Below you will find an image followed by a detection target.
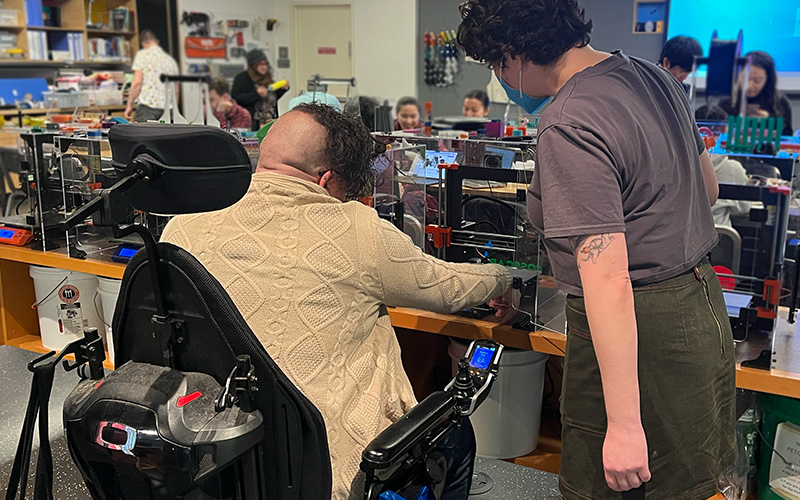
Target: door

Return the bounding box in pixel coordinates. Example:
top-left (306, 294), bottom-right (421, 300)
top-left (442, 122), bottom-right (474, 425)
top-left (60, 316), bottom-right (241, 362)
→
top-left (291, 4), bottom-right (353, 99)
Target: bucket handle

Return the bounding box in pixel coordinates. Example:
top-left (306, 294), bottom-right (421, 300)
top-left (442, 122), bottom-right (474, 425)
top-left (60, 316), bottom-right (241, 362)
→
top-left (93, 291), bottom-right (111, 329)
top-left (30, 276), bottom-right (68, 310)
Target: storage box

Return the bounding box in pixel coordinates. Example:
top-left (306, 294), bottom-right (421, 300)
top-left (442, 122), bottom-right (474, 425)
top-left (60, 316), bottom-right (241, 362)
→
top-left (0, 32), bottom-right (17, 45)
top-left (42, 91), bottom-right (90, 109)
top-left (0, 9), bottom-right (19, 26)
top-left (89, 89), bottom-right (122, 106)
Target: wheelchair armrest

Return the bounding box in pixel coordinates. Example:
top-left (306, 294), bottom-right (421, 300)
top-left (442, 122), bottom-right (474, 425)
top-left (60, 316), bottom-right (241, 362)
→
top-left (361, 391), bottom-right (457, 471)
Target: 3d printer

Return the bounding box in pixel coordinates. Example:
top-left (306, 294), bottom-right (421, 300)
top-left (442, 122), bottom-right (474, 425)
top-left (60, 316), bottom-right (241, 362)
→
top-left (372, 134), bottom-right (566, 334)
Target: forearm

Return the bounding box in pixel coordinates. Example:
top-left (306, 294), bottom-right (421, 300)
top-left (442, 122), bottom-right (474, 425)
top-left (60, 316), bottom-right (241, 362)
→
top-left (700, 151), bottom-right (719, 205)
top-left (583, 270), bottom-right (641, 427)
top-left (574, 233), bottom-right (641, 429)
top-left (127, 81), bottom-right (142, 105)
top-left (374, 219), bottom-right (511, 311)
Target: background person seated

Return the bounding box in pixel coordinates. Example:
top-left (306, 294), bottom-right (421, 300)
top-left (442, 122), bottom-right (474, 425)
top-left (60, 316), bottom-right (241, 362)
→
top-left (720, 51), bottom-right (794, 136)
top-left (462, 89), bottom-right (491, 117)
top-left (161, 103), bottom-right (512, 500)
top-left (394, 96), bottom-right (425, 130)
top-left (208, 77), bottom-right (252, 130)
top-left (695, 105), bottom-right (751, 227)
top-left (657, 35), bottom-right (703, 84)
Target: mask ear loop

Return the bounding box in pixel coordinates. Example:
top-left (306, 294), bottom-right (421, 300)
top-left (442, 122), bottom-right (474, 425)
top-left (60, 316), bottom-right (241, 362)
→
top-left (519, 66), bottom-right (525, 99)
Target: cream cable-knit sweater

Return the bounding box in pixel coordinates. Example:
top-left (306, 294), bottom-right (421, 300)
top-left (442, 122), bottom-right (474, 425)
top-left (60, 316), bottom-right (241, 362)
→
top-left (161, 172), bottom-right (511, 499)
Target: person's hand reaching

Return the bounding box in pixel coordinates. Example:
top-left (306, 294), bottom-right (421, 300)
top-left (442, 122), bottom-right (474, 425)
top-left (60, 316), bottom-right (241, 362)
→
top-left (489, 288), bottom-right (520, 323)
top-left (256, 86), bottom-right (268, 98)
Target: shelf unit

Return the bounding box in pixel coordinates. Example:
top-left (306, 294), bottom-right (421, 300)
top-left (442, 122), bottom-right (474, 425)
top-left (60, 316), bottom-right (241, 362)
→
top-left (0, 0), bottom-right (138, 63)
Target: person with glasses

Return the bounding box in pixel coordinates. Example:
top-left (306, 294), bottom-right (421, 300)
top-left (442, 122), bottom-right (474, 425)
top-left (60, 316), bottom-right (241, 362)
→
top-left (458, 1), bottom-right (735, 499)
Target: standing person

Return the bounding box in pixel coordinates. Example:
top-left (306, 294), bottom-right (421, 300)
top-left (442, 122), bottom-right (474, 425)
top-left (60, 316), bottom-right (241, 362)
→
top-left (658, 35), bottom-right (703, 84)
top-left (232, 50), bottom-right (289, 130)
top-left (208, 77), bottom-right (252, 130)
top-left (458, 1), bottom-right (734, 499)
top-left (462, 89), bottom-right (491, 117)
top-left (394, 96), bottom-right (425, 130)
top-left (719, 51), bottom-right (794, 136)
top-left (124, 29), bottom-right (179, 122)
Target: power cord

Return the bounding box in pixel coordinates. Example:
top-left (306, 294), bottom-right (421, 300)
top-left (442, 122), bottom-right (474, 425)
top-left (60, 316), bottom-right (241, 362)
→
top-left (755, 417), bottom-right (800, 473)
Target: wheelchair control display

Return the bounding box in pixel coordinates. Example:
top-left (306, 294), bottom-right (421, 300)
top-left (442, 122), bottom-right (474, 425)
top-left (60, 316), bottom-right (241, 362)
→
top-left (445, 339), bottom-right (503, 416)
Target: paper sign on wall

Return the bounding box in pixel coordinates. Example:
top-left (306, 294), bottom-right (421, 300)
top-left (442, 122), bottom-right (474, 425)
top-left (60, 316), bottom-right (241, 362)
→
top-left (318, 47), bottom-right (336, 55)
top-left (185, 37), bottom-right (227, 59)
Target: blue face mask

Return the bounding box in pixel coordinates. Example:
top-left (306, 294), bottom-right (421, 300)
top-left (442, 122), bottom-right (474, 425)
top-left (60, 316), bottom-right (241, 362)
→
top-left (497, 69), bottom-right (550, 115)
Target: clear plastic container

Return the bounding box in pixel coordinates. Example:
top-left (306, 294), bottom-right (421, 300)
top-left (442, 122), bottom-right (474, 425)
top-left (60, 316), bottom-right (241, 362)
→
top-left (42, 91), bottom-right (91, 109)
top-left (89, 89), bottom-right (123, 106)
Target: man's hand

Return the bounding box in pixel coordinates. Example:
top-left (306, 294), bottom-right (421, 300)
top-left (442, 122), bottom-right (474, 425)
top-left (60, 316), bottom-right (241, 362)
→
top-left (124, 105), bottom-right (134, 121)
top-left (256, 86), bottom-right (268, 98)
top-left (217, 98), bottom-right (233, 115)
top-left (603, 422), bottom-right (651, 491)
top-left (489, 288), bottom-right (520, 323)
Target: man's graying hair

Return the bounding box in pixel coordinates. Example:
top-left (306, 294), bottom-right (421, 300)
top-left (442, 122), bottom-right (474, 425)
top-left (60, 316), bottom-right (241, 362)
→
top-left (292, 103), bottom-right (385, 199)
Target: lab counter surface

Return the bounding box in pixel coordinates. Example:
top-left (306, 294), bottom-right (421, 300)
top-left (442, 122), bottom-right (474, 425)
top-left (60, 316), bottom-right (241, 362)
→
top-left (2, 243), bottom-right (800, 399)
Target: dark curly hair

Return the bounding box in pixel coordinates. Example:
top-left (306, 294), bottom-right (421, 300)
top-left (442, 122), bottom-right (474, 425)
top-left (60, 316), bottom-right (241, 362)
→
top-left (457, 0), bottom-right (593, 67)
top-left (292, 103), bottom-right (385, 200)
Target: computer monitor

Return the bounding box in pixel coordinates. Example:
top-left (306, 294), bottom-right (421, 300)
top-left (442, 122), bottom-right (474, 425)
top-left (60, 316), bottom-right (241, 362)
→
top-left (485, 146), bottom-right (516, 169)
top-left (413, 151), bottom-right (458, 179)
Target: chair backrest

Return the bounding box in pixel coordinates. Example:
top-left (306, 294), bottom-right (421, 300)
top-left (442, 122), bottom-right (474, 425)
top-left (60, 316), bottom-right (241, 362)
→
top-left (112, 242), bottom-right (332, 500)
top-left (712, 225), bottom-right (742, 275)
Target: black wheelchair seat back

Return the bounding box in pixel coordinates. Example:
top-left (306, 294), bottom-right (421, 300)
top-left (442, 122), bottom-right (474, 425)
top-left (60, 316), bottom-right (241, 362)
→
top-left (69, 242), bottom-right (332, 500)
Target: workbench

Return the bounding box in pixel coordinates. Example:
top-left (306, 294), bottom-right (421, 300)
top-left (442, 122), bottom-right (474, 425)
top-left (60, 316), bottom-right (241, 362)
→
top-left (1, 243), bottom-right (799, 476)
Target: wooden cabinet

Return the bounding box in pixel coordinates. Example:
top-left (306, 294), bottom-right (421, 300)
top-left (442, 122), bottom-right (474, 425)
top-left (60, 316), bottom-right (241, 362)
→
top-left (0, 0), bottom-right (138, 63)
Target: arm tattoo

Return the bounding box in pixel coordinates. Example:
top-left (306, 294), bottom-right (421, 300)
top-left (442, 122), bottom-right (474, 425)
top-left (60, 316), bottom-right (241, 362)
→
top-left (569, 234), bottom-right (615, 268)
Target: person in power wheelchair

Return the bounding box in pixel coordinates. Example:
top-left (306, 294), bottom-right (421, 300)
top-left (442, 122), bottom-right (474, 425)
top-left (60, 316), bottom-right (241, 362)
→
top-left (7, 117), bottom-right (511, 500)
top-left (157, 103), bottom-right (513, 499)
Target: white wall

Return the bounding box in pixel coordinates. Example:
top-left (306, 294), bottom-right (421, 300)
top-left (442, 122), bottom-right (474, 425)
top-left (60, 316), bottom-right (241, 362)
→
top-left (177, 0), bottom-right (418, 117)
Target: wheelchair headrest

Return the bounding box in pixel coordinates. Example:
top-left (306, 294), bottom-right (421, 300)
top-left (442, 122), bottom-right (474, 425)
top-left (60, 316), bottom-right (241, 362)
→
top-left (108, 123), bottom-right (252, 215)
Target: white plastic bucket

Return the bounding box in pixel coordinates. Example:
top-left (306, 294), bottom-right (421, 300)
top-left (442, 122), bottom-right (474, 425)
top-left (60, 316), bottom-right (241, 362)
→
top-left (449, 338), bottom-right (548, 459)
top-left (97, 277), bottom-right (122, 365)
top-left (29, 266), bottom-right (103, 351)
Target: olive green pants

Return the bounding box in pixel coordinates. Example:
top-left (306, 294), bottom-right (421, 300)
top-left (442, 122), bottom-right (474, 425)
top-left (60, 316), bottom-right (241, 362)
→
top-left (560, 259), bottom-right (736, 500)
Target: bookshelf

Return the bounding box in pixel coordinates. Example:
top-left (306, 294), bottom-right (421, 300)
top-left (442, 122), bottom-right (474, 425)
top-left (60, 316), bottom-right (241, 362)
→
top-left (0, 0), bottom-right (138, 63)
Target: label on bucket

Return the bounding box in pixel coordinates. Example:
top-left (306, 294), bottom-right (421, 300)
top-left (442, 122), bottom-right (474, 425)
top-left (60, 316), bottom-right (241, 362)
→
top-left (58, 285), bottom-right (80, 303)
top-left (769, 421), bottom-right (800, 499)
top-left (59, 302), bottom-right (85, 336)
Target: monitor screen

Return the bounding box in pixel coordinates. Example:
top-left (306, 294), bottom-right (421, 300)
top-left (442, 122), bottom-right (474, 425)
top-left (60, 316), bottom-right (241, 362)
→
top-left (485, 146), bottom-right (516, 169)
top-left (0, 229), bottom-right (14, 239)
top-left (116, 247), bottom-right (139, 258)
top-left (469, 346), bottom-right (496, 370)
top-left (667, 0), bottom-right (800, 82)
top-left (414, 151), bottom-right (458, 179)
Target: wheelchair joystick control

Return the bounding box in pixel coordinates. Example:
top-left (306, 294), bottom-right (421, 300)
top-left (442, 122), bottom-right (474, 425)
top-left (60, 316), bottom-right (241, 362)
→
top-left (453, 359), bottom-right (475, 413)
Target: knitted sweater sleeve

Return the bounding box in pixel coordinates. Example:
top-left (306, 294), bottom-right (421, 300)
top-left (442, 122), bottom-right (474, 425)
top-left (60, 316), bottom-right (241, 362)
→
top-left (368, 211), bottom-right (512, 313)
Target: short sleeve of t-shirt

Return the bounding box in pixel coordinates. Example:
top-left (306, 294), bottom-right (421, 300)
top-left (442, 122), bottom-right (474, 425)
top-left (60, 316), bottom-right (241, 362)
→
top-left (131, 51), bottom-right (144, 72)
top-left (537, 124), bottom-right (626, 239)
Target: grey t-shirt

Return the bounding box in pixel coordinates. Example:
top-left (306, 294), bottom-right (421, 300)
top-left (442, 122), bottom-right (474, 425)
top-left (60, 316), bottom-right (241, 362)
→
top-left (527, 52), bottom-right (717, 296)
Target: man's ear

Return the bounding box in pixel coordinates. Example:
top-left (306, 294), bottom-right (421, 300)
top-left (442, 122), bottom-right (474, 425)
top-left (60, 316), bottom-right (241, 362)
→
top-left (318, 170), bottom-right (334, 188)
top-left (662, 57), bottom-right (671, 69)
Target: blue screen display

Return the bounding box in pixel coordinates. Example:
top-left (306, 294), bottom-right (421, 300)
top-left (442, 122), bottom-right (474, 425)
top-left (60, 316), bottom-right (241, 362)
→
top-left (470, 346), bottom-right (496, 370)
top-left (668, 0), bottom-right (800, 73)
top-left (0, 229), bottom-right (15, 239)
top-left (117, 247), bottom-right (138, 258)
